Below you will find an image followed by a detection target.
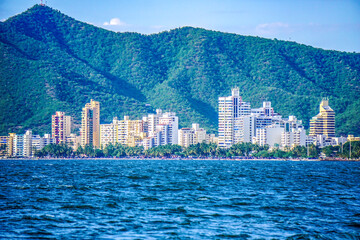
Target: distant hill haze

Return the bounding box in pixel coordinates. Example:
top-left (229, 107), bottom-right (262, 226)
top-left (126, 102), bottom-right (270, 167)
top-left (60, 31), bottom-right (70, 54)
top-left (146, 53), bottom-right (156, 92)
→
top-left (0, 5), bottom-right (359, 136)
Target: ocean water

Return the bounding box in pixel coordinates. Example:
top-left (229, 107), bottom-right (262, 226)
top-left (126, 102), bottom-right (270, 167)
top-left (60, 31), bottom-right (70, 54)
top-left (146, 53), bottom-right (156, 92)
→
top-left (0, 160), bottom-right (359, 239)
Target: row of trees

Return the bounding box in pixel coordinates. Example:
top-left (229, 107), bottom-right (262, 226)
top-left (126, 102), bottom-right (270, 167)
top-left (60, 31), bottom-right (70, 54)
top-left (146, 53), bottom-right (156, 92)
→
top-left (321, 141), bottom-right (360, 159)
top-left (33, 142), bottom-right (355, 159)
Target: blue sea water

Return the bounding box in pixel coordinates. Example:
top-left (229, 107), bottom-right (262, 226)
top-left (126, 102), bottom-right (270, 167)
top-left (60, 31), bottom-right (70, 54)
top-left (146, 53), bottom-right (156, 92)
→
top-left (0, 160), bottom-right (359, 239)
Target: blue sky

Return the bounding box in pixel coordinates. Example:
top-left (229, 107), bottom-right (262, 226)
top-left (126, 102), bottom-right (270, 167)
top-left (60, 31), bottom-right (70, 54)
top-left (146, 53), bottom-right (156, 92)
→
top-left (1, 0), bottom-right (359, 53)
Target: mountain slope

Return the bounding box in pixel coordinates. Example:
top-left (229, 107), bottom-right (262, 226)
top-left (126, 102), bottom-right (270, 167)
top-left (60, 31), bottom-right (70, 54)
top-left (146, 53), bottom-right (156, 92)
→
top-left (0, 5), bottom-right (359, 136)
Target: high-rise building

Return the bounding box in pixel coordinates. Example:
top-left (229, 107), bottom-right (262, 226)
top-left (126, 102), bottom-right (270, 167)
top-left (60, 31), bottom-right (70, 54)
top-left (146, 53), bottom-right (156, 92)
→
top-left (23, 130), bottom-right (32, 157)
top-left (52, 111), bottom-right (72, 144)
top-left (158, 112), bottom-right (178, 145)
top-left (309, 98), bottom-right (335, 137)
top-left (218, 87), bottom-right (250, 148)
top-left (8, 133), bottom-right (24, 157)
top-left (81, 99), bottom-right (100, 148)
top-left (6, 133), bottom-right (16, 157)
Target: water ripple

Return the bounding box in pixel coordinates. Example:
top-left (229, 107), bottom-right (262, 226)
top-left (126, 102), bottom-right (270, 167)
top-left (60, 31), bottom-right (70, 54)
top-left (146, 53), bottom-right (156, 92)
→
top-left (0, 160), bottom-right (359, 239)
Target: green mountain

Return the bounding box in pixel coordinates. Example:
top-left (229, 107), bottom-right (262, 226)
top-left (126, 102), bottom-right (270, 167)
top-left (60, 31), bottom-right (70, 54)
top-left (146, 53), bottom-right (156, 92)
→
top-left (1, 5), bottom-right (359, 136)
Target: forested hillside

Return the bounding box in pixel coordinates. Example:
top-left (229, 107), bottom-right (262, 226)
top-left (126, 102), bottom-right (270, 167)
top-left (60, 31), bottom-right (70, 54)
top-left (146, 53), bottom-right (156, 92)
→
top-left (0, 5), bottom-right (359, 136)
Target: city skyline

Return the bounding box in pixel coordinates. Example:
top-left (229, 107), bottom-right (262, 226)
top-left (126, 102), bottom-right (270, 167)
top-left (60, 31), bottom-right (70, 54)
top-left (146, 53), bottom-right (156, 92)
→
top-left (0, 0), bottom-right (359, 53)
top-left (3, 87), bottom-right (355, 159)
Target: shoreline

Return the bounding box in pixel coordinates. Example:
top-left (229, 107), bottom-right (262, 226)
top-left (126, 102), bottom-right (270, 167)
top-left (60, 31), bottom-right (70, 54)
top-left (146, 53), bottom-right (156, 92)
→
top-left (0, 157), bottom-right (358, 161)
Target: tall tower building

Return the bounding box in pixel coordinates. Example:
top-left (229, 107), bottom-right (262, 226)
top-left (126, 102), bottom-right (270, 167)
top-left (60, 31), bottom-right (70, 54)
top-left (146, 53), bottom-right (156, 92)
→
top-left (81, 99), bottom-right (100, 148)
top-left (6, 133), bottom-right (16, 157)
top-left (52, 111), bottom-right (72, 144)
top-left (309, 98), bottom-right (335, 138)
top-left (218, 87), bottom-right (250, 148)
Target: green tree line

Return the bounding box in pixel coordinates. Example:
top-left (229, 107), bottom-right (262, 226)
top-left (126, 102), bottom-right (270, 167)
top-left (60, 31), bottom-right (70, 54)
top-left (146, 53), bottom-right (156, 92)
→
top-left (33, 141), bottom-right (360, 159)
top-left (31, 142), bottom-right (360, 159)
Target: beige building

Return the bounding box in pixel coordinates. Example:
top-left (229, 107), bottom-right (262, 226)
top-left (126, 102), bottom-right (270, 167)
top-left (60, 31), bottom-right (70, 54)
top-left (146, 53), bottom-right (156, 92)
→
top-left (52, 111), bottom-right (72, 144)
top-left (117, 116), bottom-right (145, 147)
top-left (6, 133), bottom-right (16, 157)
top-left (309, 98), bottom-right (335, 138)
top-left (100, 116), bottom-right (146, 148)
top-left (178, 123), bottom-right (207, 147)
top-left (81, 99), bottom-right (100, 148)
top-left (178, 128), bottom-right (194, 147)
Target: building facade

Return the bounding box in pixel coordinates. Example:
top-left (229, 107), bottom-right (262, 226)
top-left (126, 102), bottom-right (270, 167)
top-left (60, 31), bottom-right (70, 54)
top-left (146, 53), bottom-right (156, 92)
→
top-left (218, 87), bottom-right (251, 148)
top-left (309, 98), bottom-right (335, 138)
top-left (81, 99), bottom-right (100, 148)
top-left (178, 123), bottom-right (207, 147)
top-left (142, 109), bottom-right (179, 147)
top-left (52, 111), bottom-right (72, 144)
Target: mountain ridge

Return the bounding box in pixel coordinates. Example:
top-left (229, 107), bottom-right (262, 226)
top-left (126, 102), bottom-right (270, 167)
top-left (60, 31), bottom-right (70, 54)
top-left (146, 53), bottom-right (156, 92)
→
top-left (0, 4), bottom-right (359, 136)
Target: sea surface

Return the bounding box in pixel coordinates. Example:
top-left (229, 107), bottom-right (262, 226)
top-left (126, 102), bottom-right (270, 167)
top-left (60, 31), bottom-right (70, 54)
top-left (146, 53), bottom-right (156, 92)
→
top-left (0, 160), bottom-right (359, 239)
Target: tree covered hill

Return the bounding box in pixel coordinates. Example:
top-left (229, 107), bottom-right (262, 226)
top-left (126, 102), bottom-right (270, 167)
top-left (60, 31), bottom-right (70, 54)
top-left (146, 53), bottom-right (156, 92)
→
top-left (0, 4), bottom-right (359, 136)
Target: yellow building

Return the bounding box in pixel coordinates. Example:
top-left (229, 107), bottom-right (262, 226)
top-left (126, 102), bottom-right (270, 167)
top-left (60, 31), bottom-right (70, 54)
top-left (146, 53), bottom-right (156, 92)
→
top-left (309, 98), bottom-right (335, 137)
top-left (348, 135), bottom-right (360, 141)
top-left (100, 116), bottom-right (146, 148)
top-left (81, 99), bottom-right (100, 148)
top-left (6, 133), bottom-right (16, 157)
top-left (116, 116), bottom-right (145, 147)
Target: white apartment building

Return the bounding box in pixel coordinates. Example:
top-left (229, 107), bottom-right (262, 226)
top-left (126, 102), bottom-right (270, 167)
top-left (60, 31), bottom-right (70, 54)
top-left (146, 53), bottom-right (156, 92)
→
top-left (23, 130), bottom-right (32, 157)
top-left (13, 134), bottom-right (24, 157)
top-left (7, 132), bottom-right (55, 157)
top-left (241, 115), bottom-right (256, 143)
top-left (255, 124), bottom-right (284, 147)
top-left (281, 130), bottom-right (306, 148)
top-left (218, 87), bottom-right (251, 148)
top-left (158, 112), bottom-right (178, 145)
top-left (281, 116), bottom-right (306, 148)
top-left (307, 134), bottom-right (347, 148)
top-left (178, 123), bottom-right (207, 147)
top-left (32, 134), bottom-right (55, 152)
top-left (100, 122), bottom-right (117, 147)
top-left (141, 109), bottom-right (178, 147)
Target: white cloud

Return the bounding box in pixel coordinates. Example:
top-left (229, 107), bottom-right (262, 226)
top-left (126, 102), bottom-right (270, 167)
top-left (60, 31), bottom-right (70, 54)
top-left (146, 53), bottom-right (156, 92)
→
top-left (103, 18), bottom-right (127, 26)
top-left (255, 22), bottom-right (291, 35)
